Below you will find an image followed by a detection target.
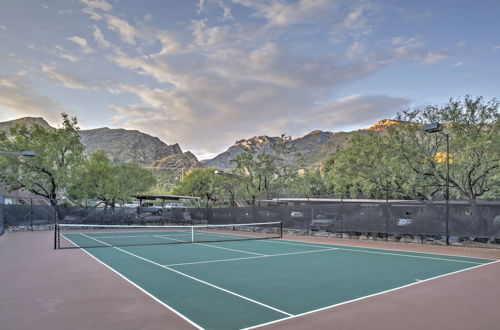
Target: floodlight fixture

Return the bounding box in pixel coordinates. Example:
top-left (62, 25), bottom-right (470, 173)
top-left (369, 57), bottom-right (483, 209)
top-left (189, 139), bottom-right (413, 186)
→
top-left (20, 150), bottom-right (36, 157)
top-left (423, 122), bottom-right (443, 133)
top-left (0, 150), bottom-right (36, 157)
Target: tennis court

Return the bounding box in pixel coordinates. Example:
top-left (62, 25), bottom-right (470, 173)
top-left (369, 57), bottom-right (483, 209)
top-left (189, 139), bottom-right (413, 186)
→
top-left (58, 223), bottom-right (497, 330)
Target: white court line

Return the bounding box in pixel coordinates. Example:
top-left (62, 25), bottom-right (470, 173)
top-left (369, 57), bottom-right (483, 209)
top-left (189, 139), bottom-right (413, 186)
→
top-left (243, 259), bottom-right (500, 330)
top-left (80, 233), bottom-right (190, 239)
top-left (163, 248), bottom-right (339, 267)
top-left (269, 238), bottom-right (498, 261)
top-left (61, 234), bottom-right (204, 330)
top-left (265, 240), bottom-right (487, 264)
top-left (195, 242), bottom-right (267, 256)
top-left (155, 235), bottom-right (267, 256)
top-left (79, 233), bottom-right (293, 317)
top-left (65, 230), bottom-right (191, 236)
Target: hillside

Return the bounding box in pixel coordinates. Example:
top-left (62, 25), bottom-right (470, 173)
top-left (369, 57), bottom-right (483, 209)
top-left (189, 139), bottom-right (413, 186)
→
top-left (202, 120), bottom-right (400, 170)
top-left (0, 117), bottom-right (191, 166)
top-left (0, 117), bottom-right (51, 136)
top-left (148, 152), bottom-right (201, 191)
top-left (80, 127), bottom-right (183, 166)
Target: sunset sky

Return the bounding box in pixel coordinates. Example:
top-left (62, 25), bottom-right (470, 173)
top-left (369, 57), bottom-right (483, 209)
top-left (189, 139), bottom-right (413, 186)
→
top-left (1, 0), bottom-right (499, 159)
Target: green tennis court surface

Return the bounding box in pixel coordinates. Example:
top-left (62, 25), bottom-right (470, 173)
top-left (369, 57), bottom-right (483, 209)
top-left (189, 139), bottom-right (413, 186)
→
top-left (62, 231), bottom-right (497, 330)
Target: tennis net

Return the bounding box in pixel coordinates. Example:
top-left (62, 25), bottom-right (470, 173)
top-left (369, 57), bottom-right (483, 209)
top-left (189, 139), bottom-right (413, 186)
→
top-left (55, 221), bottom-right (282, 249)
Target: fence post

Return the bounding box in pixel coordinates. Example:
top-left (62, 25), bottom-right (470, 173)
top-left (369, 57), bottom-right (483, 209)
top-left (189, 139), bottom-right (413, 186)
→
top-left (385, 201), bottom-right (389, 241)
top-left (85, 199), bottom-right (88, 224)
top-left (308, 205), bottom-right (313, 236)
top-left (30, 198), bottom-right (33, 231)
top-left (0, 194), bottom-right (4, 236)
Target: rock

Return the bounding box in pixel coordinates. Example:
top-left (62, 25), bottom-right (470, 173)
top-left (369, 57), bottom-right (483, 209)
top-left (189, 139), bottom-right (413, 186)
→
top-left (386, 235), bottom-right (398, 242)
top-left (80, 127), bottom-right (184, 166)
top-left (400, 235), bottom-right (414, 243)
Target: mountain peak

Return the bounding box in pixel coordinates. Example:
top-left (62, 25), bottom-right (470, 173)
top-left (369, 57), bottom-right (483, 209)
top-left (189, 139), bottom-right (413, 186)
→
top-left (0, 116), bottom-right (51, 128)
top-left (306, 129), bottom-right (323, 136)
top-left (235, 135), bottom-right (274, 148)
top-left (369, 119), bottom-right (401, 130)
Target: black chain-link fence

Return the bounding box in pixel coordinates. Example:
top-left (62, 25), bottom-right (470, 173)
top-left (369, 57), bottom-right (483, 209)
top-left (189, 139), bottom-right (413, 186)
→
top-left (4, 201), bottom-right (500, 242)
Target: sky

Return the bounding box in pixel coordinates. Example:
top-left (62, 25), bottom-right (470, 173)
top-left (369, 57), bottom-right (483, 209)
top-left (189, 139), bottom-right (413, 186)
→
top-left (0, 0), bottom-right (499, 159)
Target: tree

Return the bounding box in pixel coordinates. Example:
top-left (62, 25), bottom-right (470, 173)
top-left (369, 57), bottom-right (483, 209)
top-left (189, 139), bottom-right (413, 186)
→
top-left (389, 96), bottom-right (500, 202)
top-left (114, 162), bottom-right (156, 202)
top-left (324, 131), bottom-right (415, 199)
top-left (0, 113), bottom-right (84, 206)
top-left (230, 134), bottom-right (303, 202)
top-left (69, 150), bottom-right (156, 206)
top-left (172, 168), bottom-right (225, 206)
top-left (325, 96), bottom-right (500, 235)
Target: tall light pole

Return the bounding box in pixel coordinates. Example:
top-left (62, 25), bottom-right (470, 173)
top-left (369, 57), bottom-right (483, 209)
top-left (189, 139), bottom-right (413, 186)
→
top-left (423, 122), bottom-right (450, 245)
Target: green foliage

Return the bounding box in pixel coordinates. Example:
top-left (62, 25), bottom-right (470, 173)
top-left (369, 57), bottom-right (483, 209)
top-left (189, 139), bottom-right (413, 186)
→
top-left (69, 150), bottom-right (156, 205)
top-left (0, 113), bottom-right (84, 206)
top-left (230, 134), bottom-right (304, 201)
top-left (325, 96), bottom-right (500, 201)
top-left (171, 168), bottom-right (227, 206)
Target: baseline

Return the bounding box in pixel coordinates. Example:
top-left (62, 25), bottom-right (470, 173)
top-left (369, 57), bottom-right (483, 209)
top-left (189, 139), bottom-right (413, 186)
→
top-left (265, 239), bottom-right (493, 264)
top-left (243, 259), bottom-right (500, 329)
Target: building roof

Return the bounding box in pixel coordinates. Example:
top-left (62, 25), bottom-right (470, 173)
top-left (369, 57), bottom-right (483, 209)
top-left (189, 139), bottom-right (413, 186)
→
top-left (133, 194), bottom-right (200, 201)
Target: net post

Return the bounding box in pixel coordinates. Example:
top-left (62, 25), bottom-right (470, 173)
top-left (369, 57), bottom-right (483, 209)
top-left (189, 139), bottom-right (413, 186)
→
top-left (191, 226), bottom-right (194, 243)
top-left (54, 224), bottom-right (58, 250)
top-left (280, 221), bottom-right (283, 238)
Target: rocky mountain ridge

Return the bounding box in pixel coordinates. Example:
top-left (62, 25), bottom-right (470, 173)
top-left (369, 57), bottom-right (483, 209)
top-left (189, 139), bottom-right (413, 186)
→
top-left (201, 120), bottom-right (400, 170)
top-left (0, 117), bottom-right (193, 167)
top-left (1, 116), bottom-right (402, 173)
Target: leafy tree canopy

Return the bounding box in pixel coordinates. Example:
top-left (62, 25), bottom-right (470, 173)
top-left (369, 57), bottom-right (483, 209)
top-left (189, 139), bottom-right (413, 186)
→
top-left (69, 150), bottom-right (156, 206)
top-left (0, 113), bottom-right (84, 206)
top-left (325, 96), bottom-right (500, 201)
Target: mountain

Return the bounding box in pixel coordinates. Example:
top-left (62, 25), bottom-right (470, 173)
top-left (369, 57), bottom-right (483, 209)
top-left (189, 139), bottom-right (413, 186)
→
top-left (202, 120), bottom-right (400, 170)
top-left (80, 127), bottom-right (183, 166)
top-left (0, 117), bottom-right (194, 167)
top-left (148, 152), bottom-right (201, 191)
top-left (0, 117), bottom-right (51, 136)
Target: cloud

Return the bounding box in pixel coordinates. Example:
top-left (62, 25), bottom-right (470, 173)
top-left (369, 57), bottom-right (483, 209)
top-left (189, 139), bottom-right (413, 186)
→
top-left (198, 0), bottom-right (233, 20)
top-left (42, 66), bottom-right (87, 89)
top-left (105, 14), bottom-right (138, 45)
top-left (346, 41), bottom-right (366, 58)
top-left (0, 75), bottom-right (67, 123)
top-left (80, 0), bottom-right (112, 20)
top-left (493, 44), bottom-right (500, 51)
top-left (93, 26), bottom-right (112, 48)
top-left (301, 94), bottom-right (410, 129)
top-left (105, 36), bottom-right (397, 154)
top-left (452, 62), bottom-right (463, 67)
top-left (330, 3), bottom-right (376, 42)
top-left (67, 36), bottom-right (94, 54)
top-left (391, 35), bottom-right (447, 64)
top-left (420, 52), bottom-right (447, 64)
top-left (191, 19), bottom-right (231, 47)
top-left (233, 0), bottom-right (331, 26)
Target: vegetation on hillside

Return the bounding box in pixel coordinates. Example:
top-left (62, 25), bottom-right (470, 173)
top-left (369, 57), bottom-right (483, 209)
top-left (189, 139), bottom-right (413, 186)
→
top-left (171, 96), bottom-right (499, 207)
top-left (1, 96), bottom-right (498, 209)
top-left (0, 114), bottom-right (156, 207)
